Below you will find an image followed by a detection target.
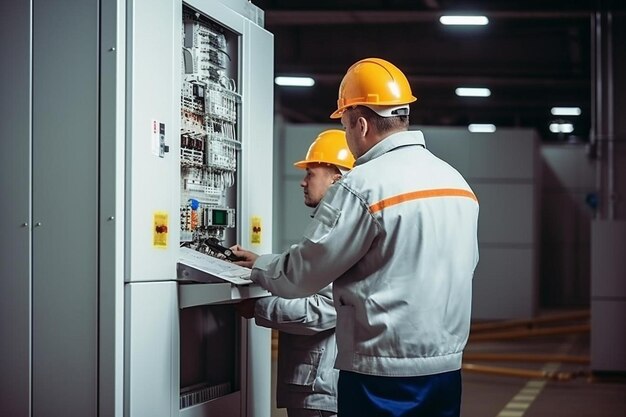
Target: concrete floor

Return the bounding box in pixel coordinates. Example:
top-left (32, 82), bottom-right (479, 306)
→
top-left (461, 331), bottom-right (625, 417)
top-left (269, 325), bottom-right (626, 417)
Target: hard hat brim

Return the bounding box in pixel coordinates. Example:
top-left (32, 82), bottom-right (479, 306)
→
top-left (330, 98), bottom-right (416, 119)
top-left (293, 160), bottom-right (353, 171)
top-left (330, 108), bottom-right (344, 119)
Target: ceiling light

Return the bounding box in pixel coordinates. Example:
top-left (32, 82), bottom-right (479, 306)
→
top-left (274, 76), bottom-right (315, 87)
top-left (551, 107), bottom-right (582, 116)
top-left (456, 87), bottom-right (491, 97)
top-left (549, 122), bottom-right (574, 133)
top-left (468, 124), bottom-right (496, 133)
top-left (440, 15), bottom-right (489, 26)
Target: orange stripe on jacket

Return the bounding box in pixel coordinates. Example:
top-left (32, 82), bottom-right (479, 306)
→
top-left (369, 188), bottom-right (478, 214)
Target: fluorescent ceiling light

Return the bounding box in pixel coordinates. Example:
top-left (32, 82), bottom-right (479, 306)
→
top-left (456, 87), bottom-right (491, 97)
top-left (440, 15), bottom-right (489, 25)
top-left (549, 122), bottom-right (574, 133)
top-left (274, 76), bottom-right (315, 87)
top-left (468, 124), bottom-right (496, 133)
top-left (551, 107), bottom-right (581, 116)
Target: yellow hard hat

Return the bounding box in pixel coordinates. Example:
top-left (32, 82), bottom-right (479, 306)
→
top-left (330, 58), bottom-right (417, 119)
top-left (293, 129), bottom-right (355, 171)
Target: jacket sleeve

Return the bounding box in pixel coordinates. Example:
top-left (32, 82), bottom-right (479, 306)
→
top-left (250, 182), bottom-right (380, 298)
top-left (253, 285), bottom-right (336, 335)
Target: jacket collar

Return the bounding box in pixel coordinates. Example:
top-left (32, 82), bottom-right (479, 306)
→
top-left (355, 130), bottom-right (426, 166)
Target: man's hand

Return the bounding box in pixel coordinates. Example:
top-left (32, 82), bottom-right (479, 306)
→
top-left (229, 244), bottom-right (259, 268)
top-left (234, 298), bottom-right (257, 319)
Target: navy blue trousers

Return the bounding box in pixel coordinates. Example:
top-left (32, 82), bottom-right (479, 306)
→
top-left (337, 370), bottom-right (461, 417)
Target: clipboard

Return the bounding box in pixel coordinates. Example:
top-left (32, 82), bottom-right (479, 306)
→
top-left (177, 247), bottom-right (252, 285)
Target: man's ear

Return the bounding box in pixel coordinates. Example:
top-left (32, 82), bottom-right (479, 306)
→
top-left (358, 116), bottom-right (368, 137)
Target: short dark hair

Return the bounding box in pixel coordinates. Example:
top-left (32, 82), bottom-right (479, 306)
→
top-left (346, 106), bottom-right (409, 134)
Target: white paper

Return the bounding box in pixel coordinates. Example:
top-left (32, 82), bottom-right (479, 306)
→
top-left (178, 247), bottom-right (252, 285)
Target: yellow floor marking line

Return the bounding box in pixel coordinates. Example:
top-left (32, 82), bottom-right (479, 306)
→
top-left (506, 402), bottom-right (531, 411)
top-left (518, 388), bottom-right (541, 395)
top-left (497, 379), bottom-right (546, 417)
top-left (498, 411), bottom-right (525, 417)
top-left (512, 394), bottom-right (536, 402)
top-left (497, 380), bottom-right (546, 417)
top-left (525, 380), bottom-right (547, 389)
top-left (496, 367), bottom-right (554, 416)
top-left (495, 336), bottom-right (575, 417)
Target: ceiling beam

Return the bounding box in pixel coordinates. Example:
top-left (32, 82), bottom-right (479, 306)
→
top-left (273, 72), bottom-right (589, 88)
top-left (265, 10), bottom-right (591, 26)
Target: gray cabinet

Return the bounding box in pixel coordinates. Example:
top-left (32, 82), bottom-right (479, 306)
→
top-left (0, 1), bottom-right (31, 416)
top-left (1, 1), bottom-right (100, 416)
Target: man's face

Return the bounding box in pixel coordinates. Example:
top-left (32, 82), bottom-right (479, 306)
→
top-left (300, 163), bottom-right (340, 207)
top-left (341, 110), bottom-right (362, 158)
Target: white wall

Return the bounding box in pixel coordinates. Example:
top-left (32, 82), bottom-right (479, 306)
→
top-left (272, 120), bottom-right (339, 251)
top-left (424, 127), bottom-right (540, 319)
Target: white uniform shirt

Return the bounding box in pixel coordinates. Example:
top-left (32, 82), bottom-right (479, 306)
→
top-left (252, 130), bottom-right (479, 377)
top-left (254, 285), bottom-right (337, 412)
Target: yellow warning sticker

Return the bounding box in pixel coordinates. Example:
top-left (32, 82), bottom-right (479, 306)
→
top-left (251, 216), bottom-right (262, 245)
top-left (153, 211), bottom-right (169, 248)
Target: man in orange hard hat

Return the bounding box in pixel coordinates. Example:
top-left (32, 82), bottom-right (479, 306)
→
top-left (234, 58), bottom-right (479, 417)
top-left (236, 130), bottom-right (354, 417)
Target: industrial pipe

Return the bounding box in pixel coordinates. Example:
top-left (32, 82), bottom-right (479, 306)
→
top-left (463, 352), bottom-right (590, 364)
top-left (462, 363), bottom-right (578, 381)
top-left (469, 323), bottom-right (590, 342)
top-left (470, 310), bottom-right (590, 333)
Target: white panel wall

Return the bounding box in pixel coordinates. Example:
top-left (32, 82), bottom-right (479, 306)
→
top-left (424, 127), bottom-right (539, 319)
top-left (273, 122), bottom-right (339, 251)
top-left (591, 221), bottom-right (626, 371)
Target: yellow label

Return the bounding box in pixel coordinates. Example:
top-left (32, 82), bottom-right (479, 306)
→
top-left (251, 216), bottom-right (262, 245)
top-left (153, 211), bottom-right (169, 248)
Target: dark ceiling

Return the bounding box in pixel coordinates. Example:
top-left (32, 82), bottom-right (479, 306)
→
top-left (252, 0), bottom-right (624, 141)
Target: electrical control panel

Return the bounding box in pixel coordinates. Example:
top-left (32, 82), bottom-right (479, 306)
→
top-left (180, 5), bottom-right (241, 260)
top-left (116, 1), bottom-right (274, 416)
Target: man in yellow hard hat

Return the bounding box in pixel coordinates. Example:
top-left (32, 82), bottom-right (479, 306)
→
top-left (233, 58), bottom-right (479, 417)
top-left (294, 129), bottom-right (355, 208)
top-left (236, 130), bottom-right (354, 417)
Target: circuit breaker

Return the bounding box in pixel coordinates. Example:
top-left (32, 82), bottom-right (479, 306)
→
top-left (180, 6), bottom-right (241, 257)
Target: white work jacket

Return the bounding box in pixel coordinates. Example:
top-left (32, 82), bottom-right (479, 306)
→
top-left (252, 130), bottom-right (479, 377)
top-left (253, 285), bottom-right (338, 412)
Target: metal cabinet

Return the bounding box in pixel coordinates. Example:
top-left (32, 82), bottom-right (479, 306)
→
top-left (1, 1), bottom-right (100, 416)
top-left (0, 1), bottom-right (273, 416)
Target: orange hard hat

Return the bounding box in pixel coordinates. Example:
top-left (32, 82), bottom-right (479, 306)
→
top-left (330, 58), bottom-right (417, 119)
top-left (293, 129), bottom-right (355, 171)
